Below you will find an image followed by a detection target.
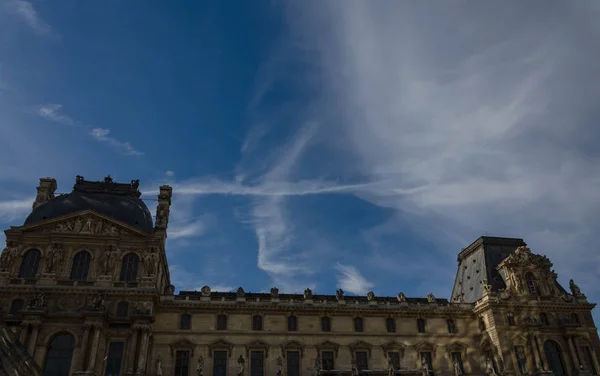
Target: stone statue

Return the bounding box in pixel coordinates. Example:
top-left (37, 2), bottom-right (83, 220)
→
top-left (486, 357), bottom-right (496, 376)
top-left (156, 356), bottom-right (163, 376)
top-left (335, 288), bottom-right (344, 300)
top-left (201, 285), bottom-right (211, 296)
top-left (304, 288), bottom-right (313, 299)
top-left (94, 219), bottom-right (104, 234)
top-left (89, 294), bottom-right (105, 310)
top-left (453, 359), bottom-right (463, 376)
top-left (276, 356), bottom-right (283, 376)
top-left (237, 287), bottom-right (245, 297)
top-left (27, 292), bottom-right (46, 309)
top-left (397, 292), bottom-right (406, 302)
top-left (0, 241), bottom-right (16, 271)
top-left (83, 216), bottom-right (93, 232)
top-left (166, 284), bottom-right (175, 295)
top-left (271, 287), bottom-right (279, 298)
top-left (73, 217), bottom-right (83, 233)
top-left (45, 244), bottom-right (63, 273)
top-left (143, 252), bottom-right (158, 276)
top-left (197, 356), bottom-right (204, 376)
top-left (387, 355), bottom-right (395, 376)
top-left (570, 279), bottom-right (583, 296)
top-left (313, 358), bottom-right (322, 376)
top-left (427, 293), bottom-right (436, 303)
top-left (421, 358), bottom-right (430, 376)
top-left (367, 291), bottom-right (375, 301)
top-left (237, 355), bottom-right (245, 376)
top-left (351, 357), bottom-right (359, 376)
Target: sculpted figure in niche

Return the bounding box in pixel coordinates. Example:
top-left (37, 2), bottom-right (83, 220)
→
top-left (143, 252), bottom-right (158, 276)
top-left (453, 359), bottom-right (463, 376)
top-left (313, 358), bottom-right (322, 376)
top-left (0, 241), bottom-right (17, 271)
top-left (45, 244), bottom-right (63, 273)
top-left (156, 356), bottom-right (163, 376)
top-left (387, 355), bottom-right (395, 376)
top-left (196, 356), bottom-right (204, 376)
top-left (237, 355), bottom-right (245, 376)
top-left (421, 358), bottom-right (430, 376)
top-left (276, 356), bottom-right (283, 376)
top-left (570, 279), bottom-right (583, 296)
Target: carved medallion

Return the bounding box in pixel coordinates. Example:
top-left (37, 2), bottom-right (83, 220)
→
top-left (57, 296), bottom-right (85, 311)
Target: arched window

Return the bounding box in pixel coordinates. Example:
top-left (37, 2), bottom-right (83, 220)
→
top-left (43, 333), bottom-right (75, 376)
top-left (525, 272), bottom-right (538, 295)
top-left (288, 315), bottom-right (297, 331)
top-left (9, 299), bottom-right (24, 315)
top-left (70, 251), bottom-right (91, 281)
top-left (180, 314), bottom-right (191, 330)
top-left (321, 316), bottom-right (331, 332)
top-left (19, 249), bottom-right (40, 278)
top-left (116, 301), bottom-right (129, 318)
top-left (354, 317), bottom-right (364, 332)
top-left (544, 340), bottom-right (566, 376)
top-left (119, 253), bottom-right (139, 282)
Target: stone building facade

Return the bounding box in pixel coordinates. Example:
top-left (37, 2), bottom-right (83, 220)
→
top-left (0, 176), bottom-right (599, 376)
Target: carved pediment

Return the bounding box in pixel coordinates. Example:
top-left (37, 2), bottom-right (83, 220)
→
top-left (499, 246), bottom-right (553, 272)
top-left (446, 342), bottom-right (468, 356)
top-left (245, 340), bottom-right (270, 358)
top-left (281, 341), bottom-right (305, 357)
top-left (382, 341), bottom-right (406, 356)
top-left (316, 341), bottom-right (340, 357)
top-left (16, 211), bottom-right (150, 238)
top-left (415, 341), bottom-right (436, 357)
top-left (170, 339), bottom-right (196, 357)
top-left (349, 340), bottom-right (373, 357)
top-left (209, 339), bottom-right (234, 358)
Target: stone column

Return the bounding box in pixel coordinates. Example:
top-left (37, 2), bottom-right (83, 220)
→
top-left (136, 327), bottom-right (150, 374)
top-left (568, 336), bottom-right (581, 371)
top-left (86, 324), bottom-right (102, 372)
top-left (588, 346), bottom-right (600, 374)
top-left (126, 328), bottom-right (140, 373)
top-left (27, 324), bottom-right (40, 356)
top-left (535, 335), bottom-right (549, 371)
top-left (19, 323), bottom-right (29, 345)
top-left (530, 335), bottom-right (542, 372)
top-left (77, 324), bottom-right (92, 371)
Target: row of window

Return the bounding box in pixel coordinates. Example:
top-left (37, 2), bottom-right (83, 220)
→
top-left (179, 314), bottom-right (458, 334)
top-left (16, 249), bottom-right (141, 282)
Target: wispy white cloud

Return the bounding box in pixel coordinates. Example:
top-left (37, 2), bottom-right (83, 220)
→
top-left (31, 104), bottom-right (143, 156)
top-left (0, 197), bottom-right (33, 222)
top-left (90, 128), bottom-right (143, 156)
top-left (3, 0), bottom-right (55, 37)
top-left (334, 263), bottom-right (374, 295)
top-left (168, 218), bottom-right (205, 240)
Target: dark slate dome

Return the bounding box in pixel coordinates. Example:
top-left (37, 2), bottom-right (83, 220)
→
top-left (24, 175), bottom-right (153, 233)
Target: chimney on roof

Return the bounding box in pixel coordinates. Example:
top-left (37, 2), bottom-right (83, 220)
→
top-left (32, 178), bottom-right (57, 210)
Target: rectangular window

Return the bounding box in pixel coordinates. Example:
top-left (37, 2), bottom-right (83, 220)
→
top-left (447, 319), bottom-right (457, 334)
top-left (507, 312), bottom-right (516, 326)
top-left (514, 346), bottom-right (527, 375)
top-left (322, 351), bottom-right (335, 371)
top-left (421, 352), bottom-right (433, 375)
top-left (417, 319), bottom-right (426, 333)
top-left (288, 316), bottom-right (297, 331)
top-left (175, 351), bottom-right (190, 376)
top-left (217, 314), bottom-right (227, 330)
top-left (180, 314), bottom-right (191, 330)
top-left (355, 351), bottom-right (368, 372)
top-left (251, 351), bottom-right (265, 376)
top-left (386, 318), bottom-right (396, 333)
top-left (354, 318), bottom-right (364, 332)
top-left (321, 317), bottom-right (331, 332)
top-left (451, 352), bottom-right (464, 375)
top-left (213, 351), bottom-right (228, 376)
top-left (105, 342), bottom-right (124, 376)
top-left (387, 352), bottom-right (400, 369)
top-left (253, 315), bottom-right (263, 331)
top-left (583, 346), bottom-right (598, 375)
top-left (287, 351), bottom-right (300, 376)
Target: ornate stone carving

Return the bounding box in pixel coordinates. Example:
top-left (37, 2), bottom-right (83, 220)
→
top-left (485, 357), bottom-right (497, 376)
top-left (397, 292), bottom-right (406, 302)
top-left (367, 291), bottom-right (376, 301)
top-left (570, 279), bottom-right (584, 297)
top-left (165, 284), bottom-right (175, 295)
top-left (236, 287), bottom-right (245, 297)
top-left (57, 296), bottom-right (85, 311)
top-left (88, 294), bottom-right (106, 311)
top-left (336, 288), bottom-right (344, 301)
top-left (270, 287), bottom-right (279, 298)
top-left (201, 285), bottom-right (211, 297)
top-left (276, 356), bottom-right (283, 376)
top-left (133, 301), bottom-right (153, 316)
top-left (481, 280), bottom-right (492, 294)
top-left (453, 358), bottom-right (463, 376)
top-left (0, 241), bottom-right (17, 271)
top-left (197, 356), bottom-right (204, 376)
top-left (27, 292), bottom-right (46, 309)
top-left (143, 252), bottom-right (158, 276)
top-left (237, 355), bottom-right (245, 376)
top-left (45, 243), bottom-right (64, 274)
top-left (427, 292), bottom-right (436, 303)
top-left (156, 356), bottom-right (163, 376)
top-left (304, 288), bottom-right (313, 300)
top-left (313, 358), bottom-right (322, 376)
top-left (100, 245), bottom-right (120, 275)
top-left (421, 358), bottom-right (430, 376)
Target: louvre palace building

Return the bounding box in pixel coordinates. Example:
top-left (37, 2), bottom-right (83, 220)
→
top-left (0, 176), bottom-right (598, 376)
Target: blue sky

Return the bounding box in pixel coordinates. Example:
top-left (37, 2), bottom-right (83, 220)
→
top-left (1, 0), bottom-right (600, 309)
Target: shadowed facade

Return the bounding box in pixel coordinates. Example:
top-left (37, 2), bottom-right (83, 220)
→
top-left (0, 176), bottom-right (599, 376)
